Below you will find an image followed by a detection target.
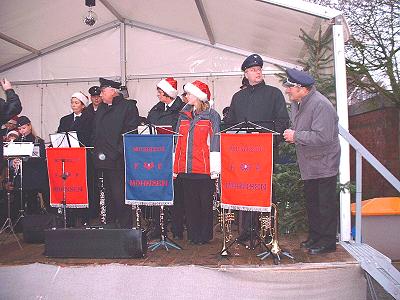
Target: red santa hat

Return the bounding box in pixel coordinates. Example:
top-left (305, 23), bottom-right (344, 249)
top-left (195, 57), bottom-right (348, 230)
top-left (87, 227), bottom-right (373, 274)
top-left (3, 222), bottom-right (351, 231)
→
top-left (184, 80), bottom-right (211, 102)
top-left (157, 77), bottom-right (178, 98)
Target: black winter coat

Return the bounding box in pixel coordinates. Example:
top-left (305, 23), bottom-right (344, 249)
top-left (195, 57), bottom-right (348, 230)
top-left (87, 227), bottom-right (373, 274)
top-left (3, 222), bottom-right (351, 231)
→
top-left (12, 133), bottom-right (49, 191)
top-left (57, 110), bottom-right (94, 147)
top-left (147, 96), bottom-right (185, 131)
top-left (0, 89), bottom-right (22, 158)
top-left (92, 95), bottom-right (139, 170)
top-left (225, 81), bottom-right (289, 134)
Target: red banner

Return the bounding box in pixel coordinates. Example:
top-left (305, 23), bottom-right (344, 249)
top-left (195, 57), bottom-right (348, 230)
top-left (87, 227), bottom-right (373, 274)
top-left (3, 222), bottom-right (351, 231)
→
top-left (220, 133), bottom-right (273, 212)
top-left (46, 148), bottom-right (88, 208)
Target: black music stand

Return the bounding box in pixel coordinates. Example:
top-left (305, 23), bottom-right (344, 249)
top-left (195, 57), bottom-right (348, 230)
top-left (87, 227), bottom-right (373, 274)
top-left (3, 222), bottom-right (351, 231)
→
top-left (0, 155), bottom-right (22, 248)
top-left (130, 124), bottom-right (182, 251)
top-left (4, 142), bottom-right (35, 230)
top-left (217, 121), bottom-right (277, 256)
top-left (50, 133), bottom-right (91, 228)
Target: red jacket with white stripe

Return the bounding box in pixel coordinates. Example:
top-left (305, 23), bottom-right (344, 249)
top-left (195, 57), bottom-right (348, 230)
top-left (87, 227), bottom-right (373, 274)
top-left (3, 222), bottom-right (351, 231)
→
top-left (174, 106), bottom-right (221, 176)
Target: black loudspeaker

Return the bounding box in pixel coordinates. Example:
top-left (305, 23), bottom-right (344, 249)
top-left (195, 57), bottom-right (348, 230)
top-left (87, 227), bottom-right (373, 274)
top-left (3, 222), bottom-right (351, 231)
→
top-left (21, 214), bottom-right (60, 243)
top-left (44, 228), bottom-right (147, 258)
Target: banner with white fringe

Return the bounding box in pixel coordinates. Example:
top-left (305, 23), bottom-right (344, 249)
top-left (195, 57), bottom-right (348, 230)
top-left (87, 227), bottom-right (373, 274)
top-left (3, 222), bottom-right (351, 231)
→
top-left (47, 147), bottom-right (88, 208)
top-left (220, 133), bottom-right (273, 212)
top-left (124, 134), bottom-right (174, 206)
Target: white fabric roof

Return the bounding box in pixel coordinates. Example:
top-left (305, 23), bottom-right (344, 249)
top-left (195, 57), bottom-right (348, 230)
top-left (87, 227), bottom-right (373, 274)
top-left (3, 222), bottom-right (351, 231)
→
top-left (0, 0), bottom-right (348, 141)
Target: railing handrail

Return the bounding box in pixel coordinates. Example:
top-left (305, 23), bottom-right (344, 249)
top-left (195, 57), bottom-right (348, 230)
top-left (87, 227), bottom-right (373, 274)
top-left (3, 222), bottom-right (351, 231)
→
top-left (339, 124), bottom-right (400, 192)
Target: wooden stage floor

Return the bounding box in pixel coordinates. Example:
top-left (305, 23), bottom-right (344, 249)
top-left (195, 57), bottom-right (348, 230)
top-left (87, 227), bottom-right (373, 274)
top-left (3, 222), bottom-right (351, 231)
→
top-left (0, 229), bottom-right (356, 268)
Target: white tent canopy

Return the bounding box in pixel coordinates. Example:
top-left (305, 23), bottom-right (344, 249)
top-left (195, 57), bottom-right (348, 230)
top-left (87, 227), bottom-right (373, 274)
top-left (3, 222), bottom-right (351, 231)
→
top-left (0, 0), bottom-right (352, 239)
top-left (0, 0), bottom-right (348, 135)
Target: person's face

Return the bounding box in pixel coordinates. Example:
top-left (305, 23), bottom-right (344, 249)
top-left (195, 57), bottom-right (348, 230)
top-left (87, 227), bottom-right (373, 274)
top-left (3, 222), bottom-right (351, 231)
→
top-left (181, 92), bottom-right (188, 103)
top-left (5, 122), bottom-right (17, 130)
top-left (100, 87), bottom-right (116, 104)
top-left (186, 93), bottom-right (200, 106)
top-left (71, 98), bottom-right (85, 114)
top-left (284, 85), bottom-right (308, 102)
top-left (18, 124), bottom-right (31, 136)
top-left (6, 134), bottom-right (18, 142)
top-left (157, 88), bottom-right (171, 104)
top-left (244, 66), bottom-right (263, 85)
top-left (90, 95), bottom-right (102, 107)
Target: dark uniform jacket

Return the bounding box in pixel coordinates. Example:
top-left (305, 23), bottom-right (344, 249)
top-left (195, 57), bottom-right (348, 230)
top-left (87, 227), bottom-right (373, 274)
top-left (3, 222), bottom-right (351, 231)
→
top-left (57, 110), bottom-right (94, 147)
top-left (1, 89), bottom-right (22, 158)
top-left (12, 133), bottom-right (48, 191)
top-left (147, 96), bottom-right (185, 131)
top-left (225, 80), bottom-right (289, 134)
top-left (92, 94), bottom-right (139, 170)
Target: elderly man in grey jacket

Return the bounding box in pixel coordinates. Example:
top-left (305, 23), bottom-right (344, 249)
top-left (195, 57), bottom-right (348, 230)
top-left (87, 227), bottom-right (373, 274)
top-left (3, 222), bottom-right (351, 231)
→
top-left (283, 68), bottom-right (340, 255)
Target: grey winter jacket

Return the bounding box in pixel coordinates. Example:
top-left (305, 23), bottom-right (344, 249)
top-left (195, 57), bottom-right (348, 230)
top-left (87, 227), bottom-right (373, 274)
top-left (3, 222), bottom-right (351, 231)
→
top-left (290, 87), bottom-right (341, 180)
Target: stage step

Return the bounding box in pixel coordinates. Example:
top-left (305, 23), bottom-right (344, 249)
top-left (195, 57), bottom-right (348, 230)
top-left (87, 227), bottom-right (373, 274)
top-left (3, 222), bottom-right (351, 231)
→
top-left (341, 241), bottom-right (400, 300)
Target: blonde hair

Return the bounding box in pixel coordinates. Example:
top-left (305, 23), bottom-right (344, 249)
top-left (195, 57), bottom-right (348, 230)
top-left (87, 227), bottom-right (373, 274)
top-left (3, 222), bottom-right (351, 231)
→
top-left (193, 100), bottom-right (210, 113)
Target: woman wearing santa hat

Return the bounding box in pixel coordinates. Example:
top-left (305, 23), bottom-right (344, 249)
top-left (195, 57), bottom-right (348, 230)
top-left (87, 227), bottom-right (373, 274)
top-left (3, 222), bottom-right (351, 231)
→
top-left (174, 80), bottom-right (221, 245)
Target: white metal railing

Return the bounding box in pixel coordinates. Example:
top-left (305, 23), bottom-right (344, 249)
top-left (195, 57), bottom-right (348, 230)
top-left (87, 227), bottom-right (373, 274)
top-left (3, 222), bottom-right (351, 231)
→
top-left (338, 124), bottom-right (400, 244)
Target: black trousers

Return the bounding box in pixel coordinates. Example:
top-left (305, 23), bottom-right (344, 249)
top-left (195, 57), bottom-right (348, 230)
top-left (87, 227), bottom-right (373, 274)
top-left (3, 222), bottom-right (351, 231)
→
top-left (171, 176), bottom-right (184, 236)
top-left (303, 175), bottom-right (338, 245)
top-left (181, 177), bottom-right (214, 243)
top-left (102, 168), bottom-right (132, 229)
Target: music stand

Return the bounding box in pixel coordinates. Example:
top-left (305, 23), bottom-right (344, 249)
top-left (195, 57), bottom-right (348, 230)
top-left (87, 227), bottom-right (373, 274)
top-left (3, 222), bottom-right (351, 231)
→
top-left (2, 142), bottom-right (34, 247)
top-left (129, 125), bottom-right (182, 251)
top-left (0, 152), bottom-right (22, 249)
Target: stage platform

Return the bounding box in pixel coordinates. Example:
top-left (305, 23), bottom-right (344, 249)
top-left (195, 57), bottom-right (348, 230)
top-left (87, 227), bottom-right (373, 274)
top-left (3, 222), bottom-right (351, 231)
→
top-left (0, 229), bottom-right (367, 299)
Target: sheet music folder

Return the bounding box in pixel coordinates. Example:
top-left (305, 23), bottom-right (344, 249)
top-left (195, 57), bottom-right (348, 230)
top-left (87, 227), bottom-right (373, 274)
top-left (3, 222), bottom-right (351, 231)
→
top-left (50, 131), bottom-right (80, 148)
top-left (3, 142), bottom-right (34, 157)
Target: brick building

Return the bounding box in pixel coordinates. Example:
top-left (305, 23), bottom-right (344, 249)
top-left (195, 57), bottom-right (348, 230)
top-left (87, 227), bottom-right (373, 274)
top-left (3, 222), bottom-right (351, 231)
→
top-left (348, 97), bottom-right (400, 199)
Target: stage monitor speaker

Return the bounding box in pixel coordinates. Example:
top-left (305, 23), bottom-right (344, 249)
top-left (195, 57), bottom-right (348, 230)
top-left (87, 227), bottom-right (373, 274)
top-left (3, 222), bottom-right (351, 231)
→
top-left (44, 228), bottom-right (147, 258)
top-left (22, 214), bottom-right (60, 243)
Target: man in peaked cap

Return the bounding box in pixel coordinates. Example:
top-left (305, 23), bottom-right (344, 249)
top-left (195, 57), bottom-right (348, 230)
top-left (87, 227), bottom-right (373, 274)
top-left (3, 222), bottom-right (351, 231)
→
top-left (283, 68), bottom-right (340, 255)
top-left (146, 77), bottom-right (185, 239)
top-left (87, 86), bottom-right (102, 114)
top-left (224, 54), bottom-right (290, 243)
top-left (92, 77), bottom-right (139, 228)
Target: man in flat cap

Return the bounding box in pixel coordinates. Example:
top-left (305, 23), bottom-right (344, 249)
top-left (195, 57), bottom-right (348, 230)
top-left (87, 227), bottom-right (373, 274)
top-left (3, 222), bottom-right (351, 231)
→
top-left (283, 68), bottom-right (340, 255)
top-left (0, 78), bottom-right (22, 159)
top-left (224, 54), bottom-right (289, 243)
top-left (92, 77), bottom-right (140, 228)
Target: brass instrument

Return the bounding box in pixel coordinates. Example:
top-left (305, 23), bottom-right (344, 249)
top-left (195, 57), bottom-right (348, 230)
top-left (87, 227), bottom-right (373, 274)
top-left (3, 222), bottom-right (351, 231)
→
top-left (98, 171), bottom-right (106, 224)
top-left (257, 203), bottom-right (294, 263)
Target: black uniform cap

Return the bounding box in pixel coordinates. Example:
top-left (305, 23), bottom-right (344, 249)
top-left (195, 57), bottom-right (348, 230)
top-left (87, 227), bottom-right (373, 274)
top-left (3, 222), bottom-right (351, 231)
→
top-left (241, 54), bottom-right (263, 71)
top-left (99, 77), bottom-right (121, 89)
top-left (88, 86), bottom-right (101, 96)
top-left (17, 116), bottom-right (31, 127)
top-left (283, 68), bottom-right (315, 87)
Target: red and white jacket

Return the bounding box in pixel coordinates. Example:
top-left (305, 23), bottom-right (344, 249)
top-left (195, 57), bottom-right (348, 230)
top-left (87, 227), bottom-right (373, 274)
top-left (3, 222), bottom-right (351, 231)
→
top-left (174, 106), bottom-right (221, 177)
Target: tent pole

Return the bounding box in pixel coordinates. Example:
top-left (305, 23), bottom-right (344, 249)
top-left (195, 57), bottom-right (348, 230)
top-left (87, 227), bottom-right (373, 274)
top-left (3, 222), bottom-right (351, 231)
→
top-left (333, 24), bottom-right (351, 242)
top-left (120, 23), bottom-right (127, 86)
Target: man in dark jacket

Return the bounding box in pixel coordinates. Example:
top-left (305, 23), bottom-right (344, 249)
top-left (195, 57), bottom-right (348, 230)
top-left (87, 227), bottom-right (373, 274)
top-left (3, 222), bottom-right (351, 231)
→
top-left (92, 78), bottom-right (140, 228)
top-left (147, 77), bottom-right (185, 131)
top-left (146, 77), bottom-right (185, 239)
top-left (225, 54), bottom-right (290, 242)
top-left (1, 78), bottom-right (23, 159)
